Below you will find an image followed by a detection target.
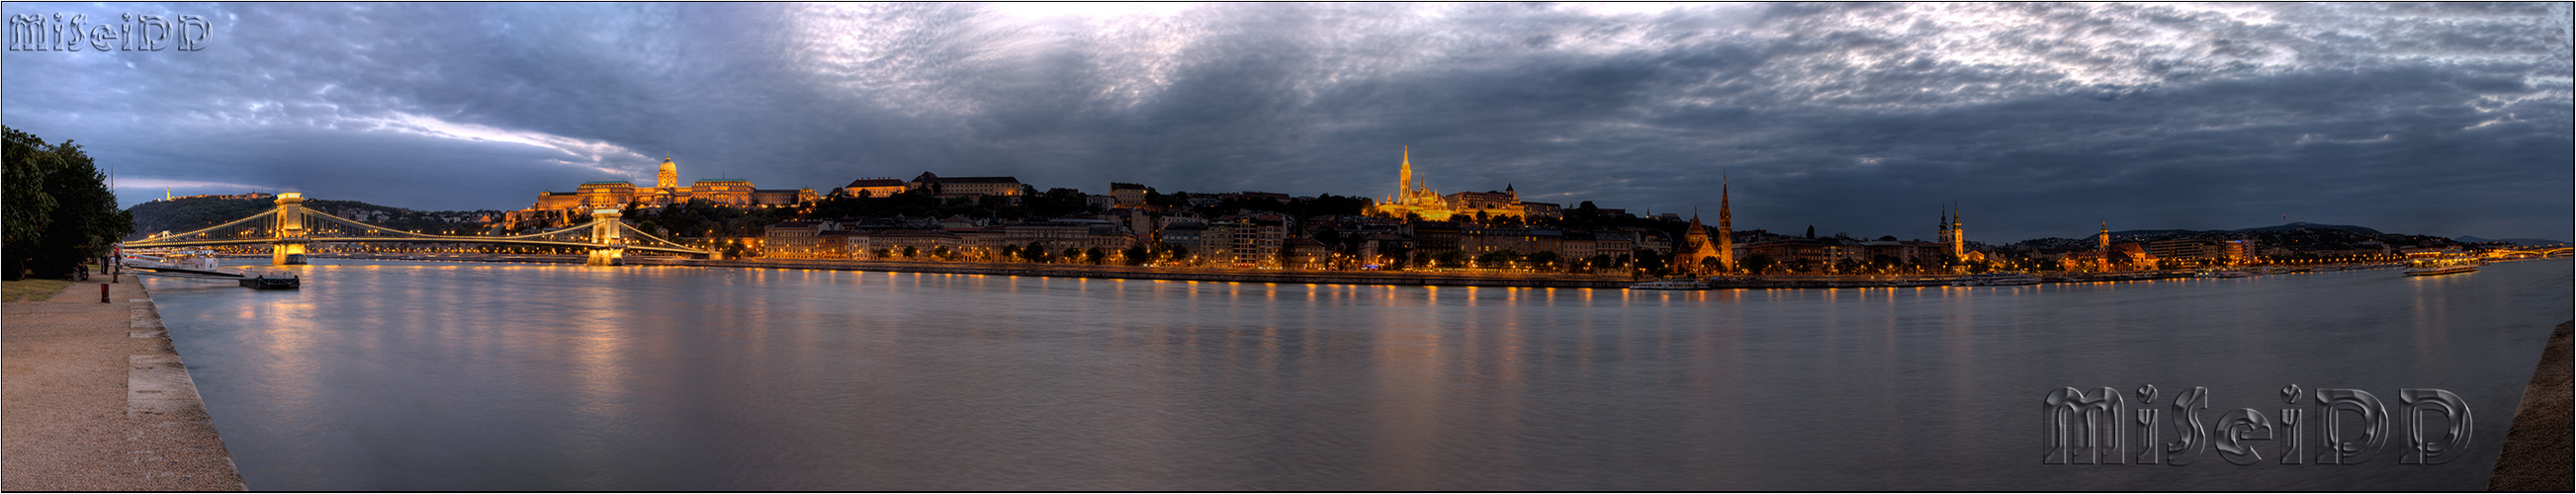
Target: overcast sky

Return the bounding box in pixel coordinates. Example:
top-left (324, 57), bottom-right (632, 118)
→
top-left (5, 3), bottom-right (2568, 241)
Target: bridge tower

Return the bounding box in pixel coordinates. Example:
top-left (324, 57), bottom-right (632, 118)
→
top-left (585, 208), bottom-right (626, 266)
top-left (271, 193), bottom-right (311, 266)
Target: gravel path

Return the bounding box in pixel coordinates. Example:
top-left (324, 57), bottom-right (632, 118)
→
top-left (2488, 320), bottom-right (2572, 491)
top-left (3, 280), bottom-right (245, 491)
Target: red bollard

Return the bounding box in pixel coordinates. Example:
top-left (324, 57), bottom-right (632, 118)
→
top-left (100, 284), bottom-right (111, 303)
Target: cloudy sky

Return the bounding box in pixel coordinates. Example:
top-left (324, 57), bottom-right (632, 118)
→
top-left (4, 2), bottom-right (2568, 241)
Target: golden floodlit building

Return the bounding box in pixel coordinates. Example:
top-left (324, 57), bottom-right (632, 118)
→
top-left (525, 156), bottom-right (815, 212)
top-left (1372, 147), bottom-right (1528, 221)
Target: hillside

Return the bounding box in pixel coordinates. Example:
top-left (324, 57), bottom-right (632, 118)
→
top-left (2002, 222), bottom-right (2466, 254)
top-left (126, 196), bottom-right (506, 240)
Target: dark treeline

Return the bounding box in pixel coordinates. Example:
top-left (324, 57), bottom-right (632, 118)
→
top-left (5, 126), bottom-right (134, 280)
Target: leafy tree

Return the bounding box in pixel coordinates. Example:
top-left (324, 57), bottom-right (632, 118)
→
top-left (4, 127), bottom-right (132, 280)
top-left (4, 128), bottom-right (59, 255)
top-left (1741, 253), bottom-right (1775, 275)
top-left (1429, 249), bottom-right (1467, 269)
top-left (1085, 247), bottom-right (1106, 265)
top-left (1124, 245), bottom-right (1150, 266)
top-left (1527, 250), bottom-right (1561, 272)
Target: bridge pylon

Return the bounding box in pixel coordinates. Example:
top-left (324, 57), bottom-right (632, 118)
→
top-left (272, 193), bottom-right (311, 266)
top-left (586, 208), bottom-right (625, 266)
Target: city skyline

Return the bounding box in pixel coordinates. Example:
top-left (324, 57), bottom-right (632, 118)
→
top-left (3, 3), bottom-right (2569, 242)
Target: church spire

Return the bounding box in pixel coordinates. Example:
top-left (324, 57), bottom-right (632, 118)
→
top-left (1398, 145), bottom-right (1413, 197)
top-left (1716, 175), bottom-right (1732, 274)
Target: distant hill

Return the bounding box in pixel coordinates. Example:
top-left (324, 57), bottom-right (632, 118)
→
top-left (2009, 221), bottom-right (2454, 254)
top-left (126, 196), bottom-right (504, 240)
top-left (2459, 236), bottom-right (2570, 247)
top-left (2231, 222), bottom-right (2383, 235)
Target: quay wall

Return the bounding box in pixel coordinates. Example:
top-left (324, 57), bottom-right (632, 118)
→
top-left (257, 253), bottom-right (2381, 289)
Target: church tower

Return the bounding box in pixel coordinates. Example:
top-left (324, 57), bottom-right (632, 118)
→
top-left (1936, 202), bottom-right (1957, 258)
top-left (1716, 177), bottom-right (1732, 274)
top-left (2096, 221), bottom-right (2112, 272)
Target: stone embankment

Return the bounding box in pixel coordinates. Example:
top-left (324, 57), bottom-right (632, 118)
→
top-left (2488, 320), bottom-right (2572, 491)
top-left (1, 279), bottom-right (245, 491)
top-left (277, 252), bottom-right (2379, 288)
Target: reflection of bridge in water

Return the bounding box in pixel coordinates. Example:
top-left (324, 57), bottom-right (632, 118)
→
top-left (124, 193), bottom-right (711, 266)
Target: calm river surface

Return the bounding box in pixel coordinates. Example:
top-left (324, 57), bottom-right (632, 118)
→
top-left (145, 259), bottom-right (2570, 490)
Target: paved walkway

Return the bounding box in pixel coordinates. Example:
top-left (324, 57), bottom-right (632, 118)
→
top-left (2, 280), bottom-right (245, 491)
top-left (2488, 320), bottom-right (2572, 491)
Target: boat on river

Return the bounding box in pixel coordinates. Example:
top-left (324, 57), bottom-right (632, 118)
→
top-left (2404, 256), bottom-right (2481, 277)
top-left (1630, 278), bottom-right (1710, 289)
top-left (1952, 273), bottom-right (2041, 287)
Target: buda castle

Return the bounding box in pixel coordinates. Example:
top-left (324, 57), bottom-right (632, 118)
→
top-left (528, 156), bottom-right (816, 211)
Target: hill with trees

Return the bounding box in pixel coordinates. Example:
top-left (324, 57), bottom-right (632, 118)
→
top-left (127, 196), bottom-right (507, 239)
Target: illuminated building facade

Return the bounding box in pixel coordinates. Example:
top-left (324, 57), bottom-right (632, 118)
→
top-left (909, 172), bottom-right (1023, 198)
top-left (843, 178), bottom-right (907, 198)
top-left (1371, 147), bottom-right (1527, 221)
top-left (1675, 211), bottom-right (1723, 275)
top-left (525, 156), bottom-right (815, 212)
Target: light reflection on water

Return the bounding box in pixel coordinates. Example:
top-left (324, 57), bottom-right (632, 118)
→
top-left (144, 260), bottom-right (2570, 490)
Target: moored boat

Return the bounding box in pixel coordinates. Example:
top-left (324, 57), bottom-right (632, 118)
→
top-left (1952, 273), bottom-right (2041, 287)
top-left (1631, 278), bottom-right (1710, 289)
top-left (238, 275), bottom-right (302, 289)
top-left (2404, 256), bottom-right (2481, 277)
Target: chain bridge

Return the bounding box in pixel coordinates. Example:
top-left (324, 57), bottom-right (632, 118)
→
top-left (124, 193), bottom-right (710, 266)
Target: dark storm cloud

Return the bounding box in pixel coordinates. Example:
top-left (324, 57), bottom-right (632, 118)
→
top-left (4, 2), bottom-right (2567, 240)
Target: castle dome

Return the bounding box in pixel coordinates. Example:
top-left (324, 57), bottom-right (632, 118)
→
top-left (656, 156), bottom-right (679, 189)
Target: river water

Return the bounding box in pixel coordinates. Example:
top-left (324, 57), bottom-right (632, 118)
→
top-left (143, 259), bottom-right (2570, 490)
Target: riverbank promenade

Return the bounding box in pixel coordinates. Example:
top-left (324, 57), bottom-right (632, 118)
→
top-left (2, 280), bottom-right (244, 491)
top-left (2490, 320), bottom-right (2573, 491)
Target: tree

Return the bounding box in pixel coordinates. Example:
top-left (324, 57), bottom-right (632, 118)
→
top-left (1085, 247), bottom-right (1106, 265)
top-left (1633, 249), bottom-right (1668, 278)
top-left (1430, 249), bottom-right (1467, 269)
top-left (1527, 251), bottom-right (1561, 272)
top-left (901, 246), bottom-right (918, 258)
top-left (1741, 253), bottom-right (1775, 275)
top-left (4, 127), bottom-right (131, 280)
top-left (1805, 225), bottom-right (1816, 239)
top-left (4, 128), bottom-right (59, 262)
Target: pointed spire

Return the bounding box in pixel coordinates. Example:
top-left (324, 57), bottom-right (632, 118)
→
top-left (1717, 175), bottom-right (1731, 224)
top-left (1397, 145), bottom-right (1414, 196)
